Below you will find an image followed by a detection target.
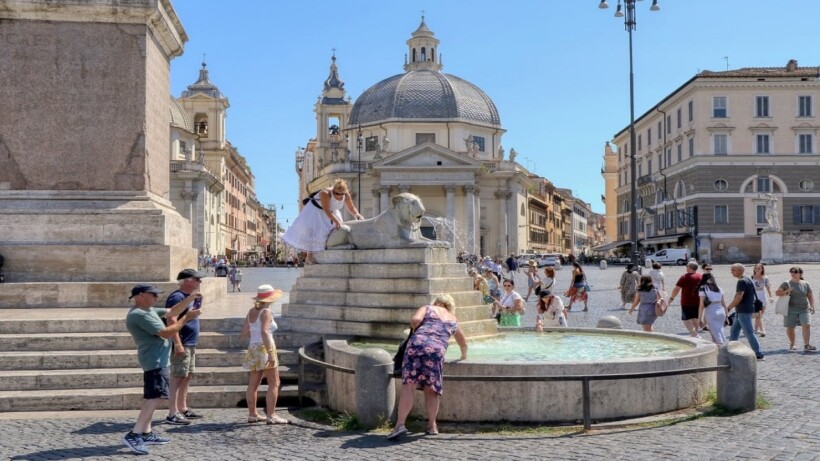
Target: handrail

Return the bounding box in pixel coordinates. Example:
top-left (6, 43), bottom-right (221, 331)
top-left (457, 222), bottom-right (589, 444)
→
top-left (297, 342), bottom-right (730, 431)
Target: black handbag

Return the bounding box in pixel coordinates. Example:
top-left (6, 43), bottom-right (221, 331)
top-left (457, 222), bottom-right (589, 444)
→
top-left (393, 328), bottom-right (415, 376)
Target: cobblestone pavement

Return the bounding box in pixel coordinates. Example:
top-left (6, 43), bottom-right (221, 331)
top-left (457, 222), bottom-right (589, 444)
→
top-left (2, 263), bottom-right (819, 460)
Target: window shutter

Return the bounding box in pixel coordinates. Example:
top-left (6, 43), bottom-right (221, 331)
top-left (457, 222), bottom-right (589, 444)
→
top-left (814, 206), bottom-right (820, 225)
top-left (793, 206), bottom-right (801, 224)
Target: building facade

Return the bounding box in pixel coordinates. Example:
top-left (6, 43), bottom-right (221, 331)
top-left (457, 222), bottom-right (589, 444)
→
top-left (605, 60), bottom-right (820, 263)
top-left (293, 18), bottom-right (548, 258)
top-left (175, 62), bottom-right (260, 262)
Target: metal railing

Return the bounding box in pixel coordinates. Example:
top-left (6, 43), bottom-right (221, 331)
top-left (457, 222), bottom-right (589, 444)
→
top-left (297, 343), bottom-right (729, 430)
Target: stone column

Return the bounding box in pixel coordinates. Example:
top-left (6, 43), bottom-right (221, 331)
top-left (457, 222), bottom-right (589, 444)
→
top-left (371, 187), bottom-right (380, 218)
top-left (465, 185), bottom-right (476, 255)
top-left (445, 185), bottom-right (456, 246)
top-left (474, 186), bottom-right (481, 255)
top-left (379, 185), bottom-right (391, 215)
top-left (717, 342), bottom-right (757, 413)
top-left (0, 0), bottom-right (197, 283)
top-left (495, 189), bottom-right (512, 256)
top-left (355, 348), bottom-right (395, 428)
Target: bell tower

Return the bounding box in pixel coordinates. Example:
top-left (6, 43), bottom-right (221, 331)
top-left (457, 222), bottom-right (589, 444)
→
top-left (313, 52), bottom-right (351, 170)
top-left (404, 15), bottom-right (442, 72)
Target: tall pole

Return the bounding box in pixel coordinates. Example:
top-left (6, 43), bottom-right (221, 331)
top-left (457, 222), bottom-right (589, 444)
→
top-left (357, 127), bottom-right (363, 210)
top-left (627, 1), bottom-right (638, 267)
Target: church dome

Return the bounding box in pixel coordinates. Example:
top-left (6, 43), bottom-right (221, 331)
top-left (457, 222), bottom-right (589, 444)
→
top-left (349, 70), bottom-right (501, 127)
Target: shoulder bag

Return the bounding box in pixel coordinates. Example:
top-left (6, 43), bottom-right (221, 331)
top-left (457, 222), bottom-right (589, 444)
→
top-left (775, 283), bottom-right (791, 316)
top-left (654, 289), bottom-right (668, 317)
top-left (393, 327), bottom-right (416, 376)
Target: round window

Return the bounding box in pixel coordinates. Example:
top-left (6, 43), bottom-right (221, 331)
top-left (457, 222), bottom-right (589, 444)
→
top-left (799, 179), bottom-right (814, 192)
top-left (714, 179), bottom-right (728, 191)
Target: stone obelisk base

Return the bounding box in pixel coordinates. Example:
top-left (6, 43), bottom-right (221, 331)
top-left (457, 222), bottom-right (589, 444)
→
top-left (760, 229), bottom-right (783, 264)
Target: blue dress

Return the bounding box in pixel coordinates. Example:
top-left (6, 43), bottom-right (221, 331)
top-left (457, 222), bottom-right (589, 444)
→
top-left (401, 306), bottom-right (458, 395)
top-left (637, 290), bottom-right (659, 326)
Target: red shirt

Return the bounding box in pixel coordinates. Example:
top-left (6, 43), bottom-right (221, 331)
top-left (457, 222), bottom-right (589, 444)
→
top-left (676, 272), bottom-right (703, 307)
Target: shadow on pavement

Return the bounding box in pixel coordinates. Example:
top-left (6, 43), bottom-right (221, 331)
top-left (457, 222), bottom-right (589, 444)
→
top-left (11, 444), bottom-right (124, 460)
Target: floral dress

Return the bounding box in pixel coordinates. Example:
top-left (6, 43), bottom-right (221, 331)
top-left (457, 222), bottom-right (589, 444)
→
top-left (401, 306), bottom-right (458, 395)
top-left (620, 270), bottom-right (640, 304)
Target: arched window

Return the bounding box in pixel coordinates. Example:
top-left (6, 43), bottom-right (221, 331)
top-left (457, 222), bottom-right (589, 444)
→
top-left (520, 203), bottom-right (526, 216)
top-left (421, 47), bottom-right (427, 61)
top-left (431, 48), bottom-right (435, 61)
top-left (412, 48), bottom-right (417, 62)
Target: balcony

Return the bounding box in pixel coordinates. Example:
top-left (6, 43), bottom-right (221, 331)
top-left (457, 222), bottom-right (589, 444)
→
top-left (637, 175), bottom-right (654, 186)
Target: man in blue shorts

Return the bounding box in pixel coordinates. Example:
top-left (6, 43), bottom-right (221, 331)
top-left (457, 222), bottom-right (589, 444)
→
top-left (122, 284), bottom-right (202, 455)
top-left (165, 268), bottom-right (207, 425)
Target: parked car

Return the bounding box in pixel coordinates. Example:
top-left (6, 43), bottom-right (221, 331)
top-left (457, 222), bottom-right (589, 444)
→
top-left (649, 248), bottom-right (690, 266)
top-left (538, 253), bottom-right (563, 269)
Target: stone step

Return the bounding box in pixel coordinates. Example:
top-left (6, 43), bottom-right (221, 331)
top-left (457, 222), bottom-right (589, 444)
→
top-left (314, 247), bottom-right (454, 265)
top-left (0, 243), bottom-right (197, 282)
top-left (294, 276), bottom-right (473, 294)
top-left (0, 316), bottom-right (244, 335)
top-left (0, 383), bottom-right (326, 412)
top-left (289, 290), bottom-right (483, 308)
top-left (282, 303), bottom-right (492, 323)
top-left (0, 331), bottom-right (244, 351)
top-left (0, 364), bottom-right (324, 391)
top-left (0, 278), bottom-right (227, 308)
top-left (277, 317), bottom-right (497, 340)
top-left (301, 263), bottom-right (468, 280)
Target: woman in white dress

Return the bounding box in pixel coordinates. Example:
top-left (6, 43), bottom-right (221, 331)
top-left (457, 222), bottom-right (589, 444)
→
top-left (282, 179), bottom-right (363, 263)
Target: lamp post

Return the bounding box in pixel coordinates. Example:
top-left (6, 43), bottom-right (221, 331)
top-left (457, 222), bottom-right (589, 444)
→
top-left (356, 126), bottom-right (363, 210)
top-left (599, 0), bottom-right (660, 267)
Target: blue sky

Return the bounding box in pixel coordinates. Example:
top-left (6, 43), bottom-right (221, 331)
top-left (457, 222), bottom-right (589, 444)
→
top-left (169, 1), bottom-right (820, 224)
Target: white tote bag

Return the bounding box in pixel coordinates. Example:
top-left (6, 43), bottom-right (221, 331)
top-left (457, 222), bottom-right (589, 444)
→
top-left (774, 295), bottom-right (790, 316)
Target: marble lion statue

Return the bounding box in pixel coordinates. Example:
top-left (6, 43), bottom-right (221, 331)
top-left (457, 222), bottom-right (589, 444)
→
top-left (325, 193), bottom-right (450, 249)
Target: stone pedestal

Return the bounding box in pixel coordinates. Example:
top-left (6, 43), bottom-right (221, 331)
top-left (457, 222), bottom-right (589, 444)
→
top-left (0, 1), bottom-right (197, 284)
top-left (760, 230), bottom-right (783, 265)
top-left (281, 247), bottom-right (498, 340)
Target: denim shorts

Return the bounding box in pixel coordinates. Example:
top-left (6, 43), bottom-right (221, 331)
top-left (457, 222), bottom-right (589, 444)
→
top-left (143, 367), bottom-right (170, 400)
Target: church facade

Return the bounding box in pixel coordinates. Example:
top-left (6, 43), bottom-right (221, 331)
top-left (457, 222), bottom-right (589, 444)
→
top-left (294, 18), bottom-right (541, 257)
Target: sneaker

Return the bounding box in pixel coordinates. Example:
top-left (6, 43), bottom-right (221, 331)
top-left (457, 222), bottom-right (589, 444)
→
top-left (141, 432), bottom-right (170, 445)
top-left (165, 413), bottom-right (191, 425)
top-left (181, 409), bottom-right (203, 419)
top-left (122, 432), bottom-right (148, 455)
top-left (756, 355), bottom-right (765, 361)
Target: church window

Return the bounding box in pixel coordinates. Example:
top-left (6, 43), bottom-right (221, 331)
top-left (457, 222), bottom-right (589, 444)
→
top-left (412, 48), bottom-right (417, 62)
top-left (472, 136), bottom-right (485, 152)
top-left (415, 133), bottom-right (436, 145)
top-left (421, 47), bottom-right (427, 61)
top-left (365, 136), bottom-right (378, 152)
top-left (431, 48), bottom-right (435, 61)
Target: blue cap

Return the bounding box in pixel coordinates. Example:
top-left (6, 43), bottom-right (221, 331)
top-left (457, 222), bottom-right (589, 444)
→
top-left (129, 284), bottom-right (163, 299)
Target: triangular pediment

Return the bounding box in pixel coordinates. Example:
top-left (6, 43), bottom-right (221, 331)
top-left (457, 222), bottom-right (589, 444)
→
top-left (373, 142), bottom-right (482, 170)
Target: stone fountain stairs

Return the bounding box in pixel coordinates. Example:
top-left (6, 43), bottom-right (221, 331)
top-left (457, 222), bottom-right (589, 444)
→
top-left (0, 282), bottom-right (325, 412)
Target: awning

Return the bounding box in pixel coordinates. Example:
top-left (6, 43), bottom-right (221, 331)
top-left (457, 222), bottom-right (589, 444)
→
top-left (640, 233), bottom-right (691, 245)
top-left (591, 240), bottom-right (631, 251)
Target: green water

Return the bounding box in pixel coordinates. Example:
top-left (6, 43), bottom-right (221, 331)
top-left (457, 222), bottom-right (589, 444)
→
top-left (351, 331), bottom-right (691, 363)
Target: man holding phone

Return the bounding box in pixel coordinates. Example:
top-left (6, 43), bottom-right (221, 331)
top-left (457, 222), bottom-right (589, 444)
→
top-left (164, 268), bottom-right (206, 425)
top-left (122, 284), bottom-right (202, 455)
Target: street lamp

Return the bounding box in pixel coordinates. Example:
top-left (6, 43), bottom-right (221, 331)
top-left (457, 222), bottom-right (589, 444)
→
top-left (356, 126), bottom-right (363, 210)
top-left (599, 0), bottom-right (660, 267)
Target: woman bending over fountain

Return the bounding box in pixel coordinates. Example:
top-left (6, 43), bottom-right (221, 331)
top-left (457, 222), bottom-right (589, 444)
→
top-left (536, 290), bottom-right (567, 331)
top-left (697, 273), bottom-right (728, 345)
top-left (628, 276), bottom-right (660, 332)
top-left (281, 178), bottom-right (363, 264)
top-left (388, 294), bottom-right (467, 440)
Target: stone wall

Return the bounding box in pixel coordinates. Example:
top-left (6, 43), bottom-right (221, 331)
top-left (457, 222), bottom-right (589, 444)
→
top-left (783, 231), bottom-right (820, 262)
top-left (709, 237), bottom-right (760, 264)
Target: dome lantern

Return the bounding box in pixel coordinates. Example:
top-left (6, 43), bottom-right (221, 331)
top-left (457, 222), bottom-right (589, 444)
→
top-left (404, 15), bottom-right (441, 72)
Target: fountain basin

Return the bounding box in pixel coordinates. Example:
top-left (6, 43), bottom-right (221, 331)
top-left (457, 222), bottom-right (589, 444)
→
top-left (325, 328), bottom-right (717, 423)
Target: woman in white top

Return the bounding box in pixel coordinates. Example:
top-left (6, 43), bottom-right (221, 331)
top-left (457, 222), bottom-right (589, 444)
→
top-left (241, 285), bottom-right (288, 425)
top-left (647, 262), bottom-right (666, 297)
top-left (751, 263), bottom-right (773, 337)
top-left (494, 279), bottom-right (524, 327)
top-left (282, 178), bottom-right (363, 264)
top-left (698, 273), bottom-right (728, 345)
top-left (535, 290), bottom-right (567, 331)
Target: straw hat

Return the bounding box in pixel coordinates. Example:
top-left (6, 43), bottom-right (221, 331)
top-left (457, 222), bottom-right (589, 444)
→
top-left (253, 284), bottom-right (283, 303)
top-left (527, 259), bottom-right (538, 266)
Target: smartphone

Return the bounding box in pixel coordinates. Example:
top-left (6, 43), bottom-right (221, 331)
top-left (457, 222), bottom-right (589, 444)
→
top-left (192, 296), bottom-right (202, 310)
